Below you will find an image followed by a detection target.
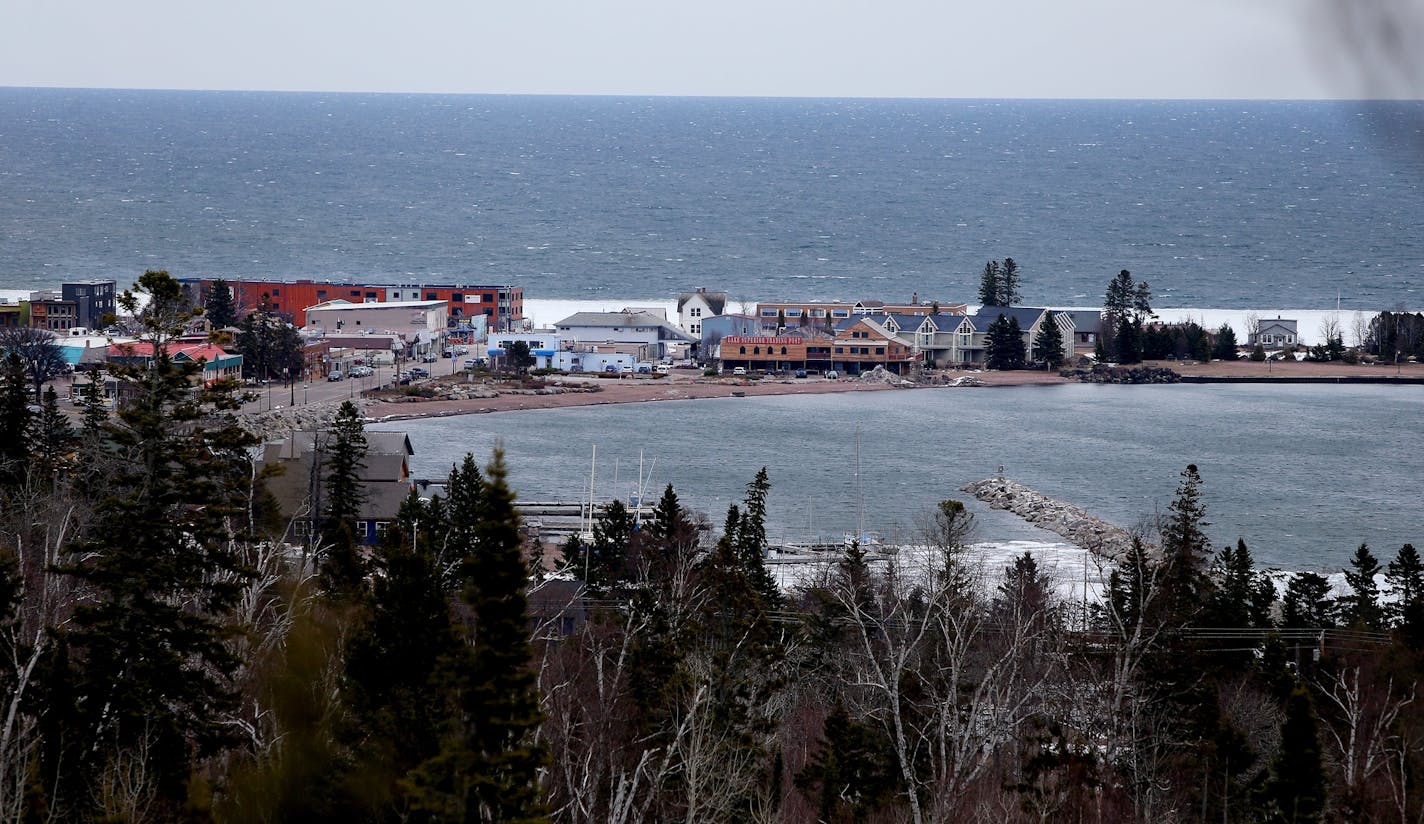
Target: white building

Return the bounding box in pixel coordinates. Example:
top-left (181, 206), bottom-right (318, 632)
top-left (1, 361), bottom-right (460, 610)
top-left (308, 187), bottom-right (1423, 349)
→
top-left (1250, 317), bottom-right (1299, 349)
top-left (553, 311), bottom-right (696, 360)
top-left (677, 288), bottom-right (728, 337)
top-left (305, 299), bottom-right (449, 359)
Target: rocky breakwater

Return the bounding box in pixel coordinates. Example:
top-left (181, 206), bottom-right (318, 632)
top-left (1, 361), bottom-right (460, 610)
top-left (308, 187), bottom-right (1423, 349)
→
top-left (961, 477), bottom-right (1136, 559)
top-left (241, 398), bottom-right (374, 443)
top-left (1059, 365), bottom-right (1180, 384)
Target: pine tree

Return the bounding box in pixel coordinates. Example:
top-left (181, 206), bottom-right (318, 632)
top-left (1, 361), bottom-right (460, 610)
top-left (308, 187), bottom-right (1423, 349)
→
top-left (341, 498), bottom-right (465, 815)
top-left (1387, 543), bottom-right (1424, 644)
top-left (1155, 464), bottom-right (1212, 626)
top-left (985, 314), bottom-right (1026, 370)
top-left (648, 482), bottom-right (697, 563)
top-left (1337, 543), bottom-right (1384, 629)
top-left (585, 498), bottom-right (635, 594)
top-left (1031, 311), bottom-right (1065, 369)
top-left (737, 467), bottom-right (782, 607)
top-left (321, 400), bottom-right (369, 598)
top-left (1207, 539), bottom-right (1275, 629)
top-left (1213, 323), bottom-right (1240, 360)
top-left (794, 700), bottom-right (895, 823)
top-left (1268, 684), bottom-right (1327, 823)
top-left (204, 278), bottom-right (238, 330)
top-left (407, 448), bottom-right (546, 822)
top-left (29, 385), bottom-right (76, 486)
top-left (978, 260), bottom-right (1003, 307)
top-left (1281, 572), bottom-right (1335, 629)
top-left (1000, 257), bottom-right (1022, 306)
top-left (55, 269), bottom-right (258, 814)
top-left (0, 353), bottom-right (33, 490)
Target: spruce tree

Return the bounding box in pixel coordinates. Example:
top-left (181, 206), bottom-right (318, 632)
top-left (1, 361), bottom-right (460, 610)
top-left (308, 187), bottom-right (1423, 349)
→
top-left (407, 448), bottom-right (545, 822)
top-left (1337, 543), bottom-right (1384, 629)
top-left (1281, 573), bottom-right (1335, 629)
top-left (29, 385), bottom-right (76, 486)
top-left (1156, 464), bottom-right (1212, 626)
top-left (1000, 257), bottom-right (1022, 306)
top-left (0, 353), bottom-right (33, 490)
top-left (1207, 539), bottom-right (1275, 630)
top-left (321, 400), bottom-right (369, 598)
top-left (1031, 311), bottom-right (1065, 369)
top-left (648, 482), bottom-right (698, 564)
top-left (978, 260), bottom-right (1003, 307)
top-left (1387, 544), bottom-right (1424, 644)
top-left (1268, 684), bottom-right (1327, 823)
top-left (204, 278), bottom-right (238, 330)
top-left (56, 269), bottom-right (258, 814)
top-left (737, 467), bottom-right (782, 607)
top-left (1213, 323), bottom-right (1240, 360)
top-left (985, 314), bottom-right (1026, 370)
top-left (794, 700), bottom-right (895, 823)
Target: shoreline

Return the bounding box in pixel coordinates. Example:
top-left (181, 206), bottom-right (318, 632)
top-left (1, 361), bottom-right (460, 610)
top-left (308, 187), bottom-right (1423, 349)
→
top-left (354, 359), bottom-right (1424, 425)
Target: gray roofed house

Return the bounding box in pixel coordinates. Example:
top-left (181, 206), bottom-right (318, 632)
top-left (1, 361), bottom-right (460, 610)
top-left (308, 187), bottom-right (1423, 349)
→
top-left (677, 288), bottom-right (729, 338)
top-left (1063, 310), bottom-right (1104, 352)
top-left (952, 307), bottom-right (1074, 366)
top-left (554, 310), bottom-right (697, 360)
top-left (259, 429), bottom-right (415, 546)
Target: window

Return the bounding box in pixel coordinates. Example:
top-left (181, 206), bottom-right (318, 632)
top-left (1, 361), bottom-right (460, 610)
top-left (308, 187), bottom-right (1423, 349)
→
top-left (356, 520), bottom-right (368, 538)
top-left (780, 346), bottom-right (788, 355)
top-left (271, 288), bottom-right (281, 296)
top-left (761, 308), bottom-right (779, 317)
top-left (835, 346), bottom-right (844, 354)
top-left (811, 309), bottom-right (826, 318)
top-left (691, 324), bottom-right (700, 334)
top-left (739, 346), bottom-right (747, 354)
top-left (691, 307), bottom-right (702, 317)
top-left (786, 309), bottom-right (802, 318)
top-left (832, 309), bottom-right (850, 318)
top-left (753, 346), bottom-right (761, 355)
top-left (876, 347), bottom-right (885, 355)
top-left (426, 292), bottom-right (437, 300)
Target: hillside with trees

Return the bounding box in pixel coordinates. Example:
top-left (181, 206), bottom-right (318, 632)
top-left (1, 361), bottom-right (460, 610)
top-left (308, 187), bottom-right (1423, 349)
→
top-left (4, 272), bottom-right (1424, 822)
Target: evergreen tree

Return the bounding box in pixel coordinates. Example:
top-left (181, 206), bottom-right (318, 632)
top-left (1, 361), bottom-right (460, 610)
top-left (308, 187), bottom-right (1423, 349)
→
top-left (736, 467), bottom-right (781, 607)
top-left (1267, 684), bottom-right (1327, 823)
top-left (1104, 535), bottom-right (1153, 631)
top-left (1031, 311), bottom-right (1065, 369)
top-left (407, 449), bottom-right (546, 822)
top-left (1386, 543), bottom-right (1424, 644)
top-left (1212, 323), bottom-right (1240, 360)
top-left (29, 385), bottom-right (76, 486)
top-left (978, 260), bottom-right (1003, 307)
top-left (1155, 464), bottom-right (1212, 626)
top-left (1000, 257), bottom-right (1022, 306)
top-left (1103, 269), bottom-right (1152, 363)
top-left (55, 269), bottom-right (258, 814)
top-left (648, 482), bottom-right (696, 559)
top-left (985, 314), bottom-right (1027, 370)
top-left (341, 498), bottom-right (465, 816)
top-left (0, 353), bottom-right (33, 490)
top-left (794, 700), bottom-right (896, 823)
top-left (321, 400), bottom-right (369, 598)
top-left (1207, 539), bottom-right (1275, 629)
top-left (204, 278), bottom-right (237, 330)
top-left (1337, 543), bottom-right (1385, 629)
top-left (1281, 573), bottom-right (1335, 629)
top-left (580, 498), bottom-right (635, 593)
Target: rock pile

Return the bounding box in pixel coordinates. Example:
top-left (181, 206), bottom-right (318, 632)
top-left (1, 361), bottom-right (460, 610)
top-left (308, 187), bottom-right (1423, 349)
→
top-left (242, 399), bottom-right (373, 443)
top-left (960, 477), bottom-right (1136, 559)
top-left (1059, 365), bottom-right (1180, 384)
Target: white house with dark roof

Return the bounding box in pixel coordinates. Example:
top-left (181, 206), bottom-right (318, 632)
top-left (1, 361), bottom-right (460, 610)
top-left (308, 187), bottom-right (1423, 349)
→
top-left (677, 288), bottom-right (727, 338)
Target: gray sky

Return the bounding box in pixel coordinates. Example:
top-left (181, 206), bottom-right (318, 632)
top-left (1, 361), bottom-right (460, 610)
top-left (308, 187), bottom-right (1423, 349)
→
top-left (0, 0), bottom-right (1415, 99)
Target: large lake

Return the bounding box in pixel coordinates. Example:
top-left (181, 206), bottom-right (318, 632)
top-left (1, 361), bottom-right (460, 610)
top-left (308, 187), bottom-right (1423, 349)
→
top-left (376, 383), bottom-right (1423, 572)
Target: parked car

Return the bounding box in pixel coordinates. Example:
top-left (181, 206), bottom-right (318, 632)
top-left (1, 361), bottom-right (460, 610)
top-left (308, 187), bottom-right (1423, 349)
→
top-left (825, 370), bottom-right (839, 379)
top-left (656, 363), bottom-right (671, 374)
top-left (408, 367), bottom-right (429, 378)
top-left (795, 369), bottom-right (807, 378)
top-left (421, 353), bottom-right (438, 363)
top-left (350, 365), bottom-right (374, 378)
top-left (732, 366), bottom-right (747, 376)
top-left (327, 370), bottom-right (344, 382)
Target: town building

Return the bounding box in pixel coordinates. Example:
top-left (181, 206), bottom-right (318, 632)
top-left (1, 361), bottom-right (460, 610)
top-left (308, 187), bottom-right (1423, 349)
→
top-left (27, 291), bottom-right (77, 332)
top-left (552, 311), bottom-right (697, 361)
top-left (259, 430), bottom-right (415, 546)
top-left (677, 287), bottom-right (728, 337)
top-left (61, 279), bottom-right (118, 330)
top-left (105, 341), bottom-right (244, 387)
top-left (753, 298), bottom-right (969, 334)
top-left (176, 277), bottom-right (524, 329)
top-left (946, 307), bottom-right (1075, 366)
top-left (304, 299), bottom-right (448, 360)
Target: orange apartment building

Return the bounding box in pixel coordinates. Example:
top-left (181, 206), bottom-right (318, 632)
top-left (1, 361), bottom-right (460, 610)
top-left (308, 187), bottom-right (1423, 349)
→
top-left (177, 278), bottom-right (524, 330)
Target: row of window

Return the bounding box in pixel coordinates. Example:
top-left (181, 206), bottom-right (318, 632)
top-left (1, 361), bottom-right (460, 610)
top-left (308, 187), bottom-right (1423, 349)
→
top-left (291, 520), bottom-right (390, 538)
top-left (758, 308), bottom-right (852, 319)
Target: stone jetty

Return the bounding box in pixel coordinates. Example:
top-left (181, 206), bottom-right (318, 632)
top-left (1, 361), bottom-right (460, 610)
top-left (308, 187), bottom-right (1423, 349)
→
top-left (1059, 365), bottom-right (1180, 384)
top-left (961, 477), bottom-right (1137, 559)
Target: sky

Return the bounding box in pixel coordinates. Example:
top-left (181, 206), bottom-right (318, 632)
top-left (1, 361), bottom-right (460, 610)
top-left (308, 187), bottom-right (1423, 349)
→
top-left (0, 0), bottom-right (1419, 99)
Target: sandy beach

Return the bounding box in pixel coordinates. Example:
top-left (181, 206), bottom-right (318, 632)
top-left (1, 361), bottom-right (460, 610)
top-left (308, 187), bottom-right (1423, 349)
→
top-left (357, 358), bottom-right (1424, 423)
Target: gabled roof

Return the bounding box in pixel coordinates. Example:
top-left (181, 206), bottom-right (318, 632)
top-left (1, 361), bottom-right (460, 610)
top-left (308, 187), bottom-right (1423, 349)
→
top-left (554, 311), bottom-right (696, 342)
top-left (677, 290), bottom-right (727, 315)
top-left (880, 313), bottom-right (928, 334)
top-left (1063, 310), bottom-right (1103, 334)
top-left (835, 316), bottom-right (899, 341)
top-left (966, 306), bottom-right (1049, 331)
